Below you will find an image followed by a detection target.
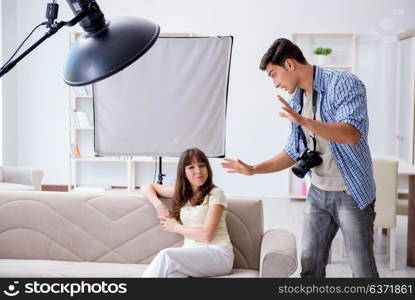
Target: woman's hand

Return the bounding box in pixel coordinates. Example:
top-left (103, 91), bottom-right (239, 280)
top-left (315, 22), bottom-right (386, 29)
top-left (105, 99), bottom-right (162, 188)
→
top-left (159, 216), bottom-right (180, 233)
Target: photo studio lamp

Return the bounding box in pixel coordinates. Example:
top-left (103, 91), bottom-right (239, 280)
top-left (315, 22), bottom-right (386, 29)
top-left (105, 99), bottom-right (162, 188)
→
top-left (0, 0), bottom-right (160, 86)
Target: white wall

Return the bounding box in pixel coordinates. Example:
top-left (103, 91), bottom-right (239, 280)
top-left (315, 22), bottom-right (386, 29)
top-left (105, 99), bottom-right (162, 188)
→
top-left (2, 0), bottom-right (415, 197)
top-left (0, 1), bottom-right (2, 164)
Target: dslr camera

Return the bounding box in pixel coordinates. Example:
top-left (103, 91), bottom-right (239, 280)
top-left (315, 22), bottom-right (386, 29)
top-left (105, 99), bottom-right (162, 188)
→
top-left (291, 149), bottom-right (322, 178)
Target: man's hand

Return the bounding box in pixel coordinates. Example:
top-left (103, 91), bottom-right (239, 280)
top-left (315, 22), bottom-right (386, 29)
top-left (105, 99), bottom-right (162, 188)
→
top-left (278, 95), bottom-right (307, 126)
top-left (220, 158), bottom-right (254, 175)
top-left (278, 95), bottom-right (361, 145)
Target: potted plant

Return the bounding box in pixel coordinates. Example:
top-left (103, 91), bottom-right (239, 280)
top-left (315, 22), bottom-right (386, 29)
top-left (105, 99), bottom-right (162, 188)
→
top-left (313, 47), bottom-right (332, 65)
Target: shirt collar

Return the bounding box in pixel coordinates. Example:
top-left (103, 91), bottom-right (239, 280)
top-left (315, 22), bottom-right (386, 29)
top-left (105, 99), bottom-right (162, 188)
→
top-left (313, 65), bottom-right (325, 93)
top-left (290, 65), bottom-right (324, 105)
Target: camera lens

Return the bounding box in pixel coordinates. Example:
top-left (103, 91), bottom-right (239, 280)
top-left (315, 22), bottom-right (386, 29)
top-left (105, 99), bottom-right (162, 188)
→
top-left (292, 163), bottom-right (307, 178)
top-left (291, 149), bottom-right (323, 178)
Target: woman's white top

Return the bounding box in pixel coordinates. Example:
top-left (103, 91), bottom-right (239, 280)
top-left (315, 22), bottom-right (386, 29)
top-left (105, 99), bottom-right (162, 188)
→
top-left (180, 187), bottom-right (232, 248)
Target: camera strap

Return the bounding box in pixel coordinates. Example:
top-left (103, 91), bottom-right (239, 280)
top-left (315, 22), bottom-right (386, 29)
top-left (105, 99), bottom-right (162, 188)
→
top-left (296, 66), bottom-right (318, 153)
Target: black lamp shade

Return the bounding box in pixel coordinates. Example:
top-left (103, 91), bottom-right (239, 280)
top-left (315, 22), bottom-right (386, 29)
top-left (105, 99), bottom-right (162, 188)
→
top-left (64, 16), bottom-right (160, 86)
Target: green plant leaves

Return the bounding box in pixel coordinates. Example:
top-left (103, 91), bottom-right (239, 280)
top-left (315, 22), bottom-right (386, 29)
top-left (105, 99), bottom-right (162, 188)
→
top-left (313, 47), bottom-right (332, 55)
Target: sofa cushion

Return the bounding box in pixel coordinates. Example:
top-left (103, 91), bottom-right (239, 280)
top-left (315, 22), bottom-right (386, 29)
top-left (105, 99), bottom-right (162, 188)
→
top-left (0, 259), bottom-right (145, 278)
top-left (0, 183), bottom-right (36, 191)
top-left (0, 167), bottom-right (2, 182)
top-left (0, 192), bottom-right (184, 265)
top-left (0, 259), bottom-right (259, 278)
top-left (215, 269), bottom-right (259, 278)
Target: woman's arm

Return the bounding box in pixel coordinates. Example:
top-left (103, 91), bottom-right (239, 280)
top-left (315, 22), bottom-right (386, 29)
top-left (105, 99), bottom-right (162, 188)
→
top-left (160, 204), bottom-right (225, 243)
top-left (141, 183), bottom-right (174, 217)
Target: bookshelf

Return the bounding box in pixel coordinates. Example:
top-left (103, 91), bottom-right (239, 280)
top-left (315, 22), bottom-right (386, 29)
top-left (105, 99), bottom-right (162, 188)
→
top-left (67, 42), bottom-right (98, 190)
top-left (288, 33), bottom-right (356, 198)
top-left (292, 32), bottom-right (356, 73)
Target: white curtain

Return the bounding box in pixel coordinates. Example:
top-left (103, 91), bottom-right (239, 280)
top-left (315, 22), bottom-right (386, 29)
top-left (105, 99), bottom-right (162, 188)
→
top-left (93, 36), bottom-right (233, 157)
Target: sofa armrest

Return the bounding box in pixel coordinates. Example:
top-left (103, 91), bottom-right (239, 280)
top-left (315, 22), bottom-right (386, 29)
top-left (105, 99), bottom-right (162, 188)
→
top-left (2, 167), bottom-right (44, 190)
top-left (259, 229), bottom-right (297, 277)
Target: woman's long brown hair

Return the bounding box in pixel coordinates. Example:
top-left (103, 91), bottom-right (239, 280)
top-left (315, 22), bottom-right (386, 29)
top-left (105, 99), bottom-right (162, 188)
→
top-left (171, 148), bottom-right (215, 221)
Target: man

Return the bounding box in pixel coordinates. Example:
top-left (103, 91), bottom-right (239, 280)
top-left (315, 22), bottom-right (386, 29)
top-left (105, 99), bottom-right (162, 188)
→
top-left (221, 38), bottom-right (378, 278)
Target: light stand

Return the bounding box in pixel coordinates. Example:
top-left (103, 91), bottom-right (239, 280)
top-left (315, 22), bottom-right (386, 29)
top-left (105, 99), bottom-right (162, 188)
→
top-left (157, 156), bottom-right (166, 185)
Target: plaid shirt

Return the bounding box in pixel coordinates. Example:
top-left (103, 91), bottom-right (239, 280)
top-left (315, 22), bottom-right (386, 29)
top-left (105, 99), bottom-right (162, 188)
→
top-left (283, 66), bottom-right (375, 209)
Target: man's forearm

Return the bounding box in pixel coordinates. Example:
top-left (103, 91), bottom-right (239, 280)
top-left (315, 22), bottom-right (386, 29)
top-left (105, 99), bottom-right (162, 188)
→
top-left (302, 118), bottom-right (361, 146)
top-left (252, 151), bottom-right (296, 174)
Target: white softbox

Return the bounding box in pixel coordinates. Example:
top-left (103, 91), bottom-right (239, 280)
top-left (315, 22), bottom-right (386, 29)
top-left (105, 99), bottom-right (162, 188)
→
top-left (93, 36), bottom-right (233, 157)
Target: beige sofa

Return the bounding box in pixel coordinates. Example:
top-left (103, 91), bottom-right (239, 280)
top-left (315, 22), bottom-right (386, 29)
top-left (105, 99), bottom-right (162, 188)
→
top-left (0, 191), bottom-right (297, 277)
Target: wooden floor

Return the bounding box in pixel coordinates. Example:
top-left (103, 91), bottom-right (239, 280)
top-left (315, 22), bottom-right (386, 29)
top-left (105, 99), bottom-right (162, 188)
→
top-left (261, 197), bottom-right (415, 277)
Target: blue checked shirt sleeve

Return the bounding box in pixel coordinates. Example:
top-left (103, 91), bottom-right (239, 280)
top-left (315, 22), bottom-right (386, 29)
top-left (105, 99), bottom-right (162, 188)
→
top-left (283, 123), bottom-right (299, 161)
top-left (334, 73), bottom-right (369, 138)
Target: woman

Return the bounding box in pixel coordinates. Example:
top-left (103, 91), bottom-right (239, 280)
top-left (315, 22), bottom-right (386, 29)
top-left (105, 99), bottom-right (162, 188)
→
top-left (141, 148), bottom-right (234, 278)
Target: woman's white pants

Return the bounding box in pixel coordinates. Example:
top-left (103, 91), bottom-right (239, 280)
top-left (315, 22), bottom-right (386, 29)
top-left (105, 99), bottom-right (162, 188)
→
top-left (142, 245), bottom-right (234, 278)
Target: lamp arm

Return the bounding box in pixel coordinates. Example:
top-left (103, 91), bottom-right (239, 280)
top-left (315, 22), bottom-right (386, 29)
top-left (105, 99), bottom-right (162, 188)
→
top-left (0, 6), bottom-right (93, 78)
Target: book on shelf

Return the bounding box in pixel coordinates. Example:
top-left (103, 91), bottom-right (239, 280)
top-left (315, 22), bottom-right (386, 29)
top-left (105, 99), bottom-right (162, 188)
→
top-left (75, 145), bottom-right (81, 158)
top-left (71, 110), bottom-right (93, 129)
top-left (70, 144), bottom-right (81, 158)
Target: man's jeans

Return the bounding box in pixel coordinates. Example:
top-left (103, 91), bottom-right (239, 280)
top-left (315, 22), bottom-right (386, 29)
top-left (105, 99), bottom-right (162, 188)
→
top-left (301, 184), bottom-right (379, 278)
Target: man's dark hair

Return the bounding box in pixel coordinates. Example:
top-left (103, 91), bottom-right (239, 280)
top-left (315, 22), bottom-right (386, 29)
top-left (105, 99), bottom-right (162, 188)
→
top-left (259, 38), bottom-right (307, 70)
